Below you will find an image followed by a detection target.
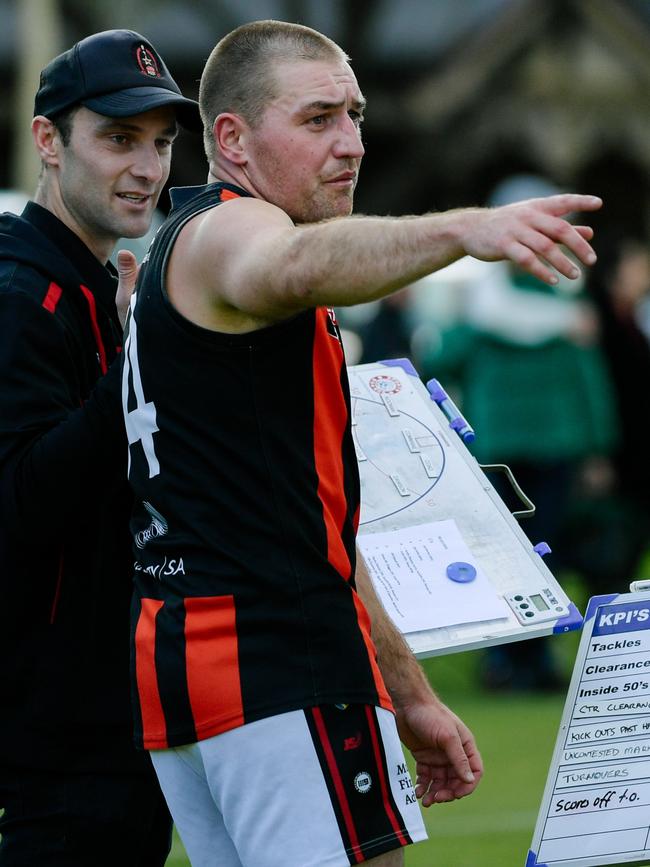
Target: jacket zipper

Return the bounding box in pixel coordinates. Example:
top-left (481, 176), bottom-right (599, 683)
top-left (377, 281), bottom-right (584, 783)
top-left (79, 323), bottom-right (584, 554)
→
top-left (50, 547), bottom-right (64, 623)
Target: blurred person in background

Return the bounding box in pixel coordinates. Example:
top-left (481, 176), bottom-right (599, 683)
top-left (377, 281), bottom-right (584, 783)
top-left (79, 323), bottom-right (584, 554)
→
top-left (563, 235), bottom-right (650, 595)
top-left (421, 174), bottom-right (618, 691)
top-left (0, 29), bottom-right (200, 866)
top-left (359, 287), bottom-right (414, 364)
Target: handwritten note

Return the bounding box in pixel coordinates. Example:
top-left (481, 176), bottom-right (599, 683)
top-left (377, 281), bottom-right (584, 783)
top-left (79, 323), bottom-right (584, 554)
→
top-left (357, 519), bottom-right (510, 633)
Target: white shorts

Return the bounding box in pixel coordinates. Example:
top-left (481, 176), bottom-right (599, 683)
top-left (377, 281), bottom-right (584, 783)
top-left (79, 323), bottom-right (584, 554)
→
top-left (150, 704), bottom-right (427, 867)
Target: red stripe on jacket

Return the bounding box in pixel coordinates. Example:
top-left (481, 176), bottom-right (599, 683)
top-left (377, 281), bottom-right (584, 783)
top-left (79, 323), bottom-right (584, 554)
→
top-left (79, 284), bottom-right (108, 374)
top-left (42, 282), bottom-right (62, 313)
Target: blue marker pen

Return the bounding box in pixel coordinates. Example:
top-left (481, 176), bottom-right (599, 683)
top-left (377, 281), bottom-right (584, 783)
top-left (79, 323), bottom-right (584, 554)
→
top-left (426, 378), bottom-right (475, 444)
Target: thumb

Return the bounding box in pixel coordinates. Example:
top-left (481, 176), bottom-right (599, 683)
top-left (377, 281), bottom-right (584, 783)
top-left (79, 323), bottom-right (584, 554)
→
top-left (115, 249), bottom-right (139, 328)
top-left (116, 249), bottom-right (139, 294)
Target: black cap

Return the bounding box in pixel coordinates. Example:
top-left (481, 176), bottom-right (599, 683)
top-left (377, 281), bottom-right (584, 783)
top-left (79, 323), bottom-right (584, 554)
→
top-left (34, 29), bottom-right (201, 132)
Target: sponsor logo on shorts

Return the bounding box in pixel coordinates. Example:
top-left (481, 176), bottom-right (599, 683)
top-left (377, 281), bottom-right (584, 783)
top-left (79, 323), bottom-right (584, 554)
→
top-left (344, 732), bottom-right (362, 751)
top-left (335, 703), bottom-right (349, 711)
top-left (354, 771), bottom-right (372, 794)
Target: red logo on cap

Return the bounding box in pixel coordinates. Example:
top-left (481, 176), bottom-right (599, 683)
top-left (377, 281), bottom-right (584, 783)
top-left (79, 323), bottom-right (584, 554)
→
top-left (136, 44), bottom-right (160, 78)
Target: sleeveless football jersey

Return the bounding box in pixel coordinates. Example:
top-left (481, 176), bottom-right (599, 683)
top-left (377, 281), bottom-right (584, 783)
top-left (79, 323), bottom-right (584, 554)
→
top-left (122, 183), bottom-right (392, 749)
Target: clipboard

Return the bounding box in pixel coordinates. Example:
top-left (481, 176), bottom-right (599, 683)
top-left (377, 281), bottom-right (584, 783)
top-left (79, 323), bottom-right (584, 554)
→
top-left (527, 590), bottom-right (650, 867)
top-left (348, 357), bottom-right (582, 658)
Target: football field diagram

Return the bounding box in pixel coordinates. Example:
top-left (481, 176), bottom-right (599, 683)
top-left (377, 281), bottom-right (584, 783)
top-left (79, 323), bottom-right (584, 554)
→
top-left (351, 392), bottom-right (446, 526)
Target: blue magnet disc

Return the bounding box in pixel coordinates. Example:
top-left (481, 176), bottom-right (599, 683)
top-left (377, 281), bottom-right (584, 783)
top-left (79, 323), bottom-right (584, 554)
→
top-left (446, 561), bottom-right (477, 583)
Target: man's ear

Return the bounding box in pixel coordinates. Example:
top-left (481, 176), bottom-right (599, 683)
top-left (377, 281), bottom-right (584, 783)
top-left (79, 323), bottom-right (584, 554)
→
top-left (32, 116), bottom-right (62, 167)
top-left (213, 113), bottom-right (249, 166)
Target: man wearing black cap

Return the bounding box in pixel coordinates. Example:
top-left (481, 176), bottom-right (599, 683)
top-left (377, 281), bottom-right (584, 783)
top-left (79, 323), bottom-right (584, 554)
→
top-left (0, 30), bottom-right (200, 866)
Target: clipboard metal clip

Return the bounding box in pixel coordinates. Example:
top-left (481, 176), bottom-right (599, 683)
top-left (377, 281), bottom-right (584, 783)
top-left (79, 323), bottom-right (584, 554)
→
top-left (479, 462), bottom-right (536, 520)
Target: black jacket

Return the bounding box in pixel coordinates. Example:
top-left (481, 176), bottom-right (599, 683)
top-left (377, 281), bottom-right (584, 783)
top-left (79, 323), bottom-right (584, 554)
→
top-left (0, 203), bottom-right (150, 774)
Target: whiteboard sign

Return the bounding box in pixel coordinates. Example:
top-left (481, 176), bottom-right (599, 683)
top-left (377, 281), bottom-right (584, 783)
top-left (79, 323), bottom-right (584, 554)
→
top-left (528, 592), bottom-right (650, 867)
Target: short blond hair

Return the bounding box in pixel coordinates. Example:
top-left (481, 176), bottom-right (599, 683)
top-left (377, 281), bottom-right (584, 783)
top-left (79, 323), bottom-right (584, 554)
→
top-left (199, 20), bottom-right (348, 161)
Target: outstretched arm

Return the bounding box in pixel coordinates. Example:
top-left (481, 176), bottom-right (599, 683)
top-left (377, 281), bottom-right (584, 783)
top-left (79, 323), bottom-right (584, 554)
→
top-left (354, 551), bottom-right (484, 806)
top-left (189, 193), bottom-right (602, 322)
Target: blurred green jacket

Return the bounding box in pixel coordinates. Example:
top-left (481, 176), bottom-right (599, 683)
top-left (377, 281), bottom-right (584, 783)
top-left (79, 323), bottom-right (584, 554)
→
top-left (420, 271), bottom-right (619, 465)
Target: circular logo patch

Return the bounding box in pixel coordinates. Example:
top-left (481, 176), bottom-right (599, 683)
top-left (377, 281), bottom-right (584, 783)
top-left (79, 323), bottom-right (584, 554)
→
top-left (354, 771), bottom-right (372, 794)
top-left (136, 44), bottom-right (161, 78)
top-left (369, 374), bottom-right (401, 395)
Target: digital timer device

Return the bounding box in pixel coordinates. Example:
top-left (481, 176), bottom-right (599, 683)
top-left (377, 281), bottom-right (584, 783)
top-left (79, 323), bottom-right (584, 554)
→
top-left (505, 588), bottom-right (567, 625)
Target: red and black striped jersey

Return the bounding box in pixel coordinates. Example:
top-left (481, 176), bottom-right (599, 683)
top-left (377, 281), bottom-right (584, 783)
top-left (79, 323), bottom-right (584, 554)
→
top-left (123, 183), bottom-right (392, 749)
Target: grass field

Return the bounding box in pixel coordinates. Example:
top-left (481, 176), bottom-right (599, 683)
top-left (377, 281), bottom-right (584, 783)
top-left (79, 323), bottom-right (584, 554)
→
top-left (165, 620), bottom-right (585, 867)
